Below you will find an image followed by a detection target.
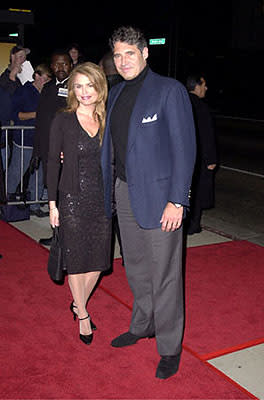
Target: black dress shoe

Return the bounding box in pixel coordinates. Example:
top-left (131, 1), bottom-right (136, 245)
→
top-left (155, 355), bottom-right (181, 379)
top-left (79, 315), bottom-right (93, 345)
top-left (111, 331), bottom-right (153, 347)
top-left (187, 226), bottom-right (202, 235)
top-left (39, 237), bottom-right (52, 246)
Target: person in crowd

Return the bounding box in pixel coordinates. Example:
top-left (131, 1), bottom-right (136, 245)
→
top-left (0, 86), bottom-right (13, 170)
top-left (0, 45), bottom-right (30, 170)
top-left (186, 74), bottom-right (218, 234)
top-left (8, 64), bottom-right (52, 216)
top-left (47, 62), bottom-right (111, 345)
top-left (32, 51), bottom-right (73, 243)
top-left (0, 84), bottom-right (13, 124)
top-left (99, 51), bottom-right (124, 265)
top-left (99, 51), bottom-right (123, 88)
top-left (0, 137), bottom-right (6, 205)
top-left (67, 43), bottom-right (84, 68)
top-left (0, 118), bottom-right (6, 260)
top-left (0, 45), bottom-right (30, 95)
top-left (101, 26), bottom-right (196, 379)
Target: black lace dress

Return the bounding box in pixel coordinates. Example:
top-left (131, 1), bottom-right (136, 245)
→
top-left (59, 126), bottom-right (111, 274)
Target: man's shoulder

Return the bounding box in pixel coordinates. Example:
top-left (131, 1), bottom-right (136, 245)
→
top-left (0, 68), bottom-right (10, 80)
top-left (41, 80), bottom-right (56, 95)
top-left (109, 80), bottom-right (124, 95)
top-left (147, 69), bottom-right (186, 91)
top-left (0, 68), bottom-right (8, 76)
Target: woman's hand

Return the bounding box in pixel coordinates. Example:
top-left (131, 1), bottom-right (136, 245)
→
top-left (49, 207), bottom-right (59, 228)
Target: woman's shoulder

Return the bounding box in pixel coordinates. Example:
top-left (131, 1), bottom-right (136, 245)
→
top-left (53, 110), bottom-right (76, 124)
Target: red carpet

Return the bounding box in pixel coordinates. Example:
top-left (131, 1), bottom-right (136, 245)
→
top-left (102, 240), bottom-right (264, 360)
top-left (0, 220), bottom-right (260, 399)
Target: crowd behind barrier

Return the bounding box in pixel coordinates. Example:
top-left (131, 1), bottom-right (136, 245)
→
top-left (1, 125), bottom-right (46, 206)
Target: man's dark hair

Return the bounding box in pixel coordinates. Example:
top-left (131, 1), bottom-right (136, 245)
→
top-left (100, 51), bottom-right (117, 75)
top-left (109, 26), bottom-right (147, 53)
top-left (50, 50), bottom-right (72, 64)
top-left (186, 75), bottom-right (203, 92)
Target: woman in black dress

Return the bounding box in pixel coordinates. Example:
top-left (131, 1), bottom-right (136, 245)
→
top-left (47, 62), bottom-right (111, 345)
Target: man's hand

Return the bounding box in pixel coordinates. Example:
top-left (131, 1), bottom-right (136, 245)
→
top-left (9, 63), bottom-right (22, 81)
top-left (207, 163), bottom-right (216, 170)
top-left (160, 202), bottom-right (183, 232)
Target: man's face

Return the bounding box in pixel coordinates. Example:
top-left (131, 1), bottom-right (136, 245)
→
top-left (113, 41), bottom-right (148, 80)
top-left (51, 55), bottom-right (72, 81)
top-left (11, 50), bottom-right (26, 66)
top-left (195, 77), bottom-right (207, 98)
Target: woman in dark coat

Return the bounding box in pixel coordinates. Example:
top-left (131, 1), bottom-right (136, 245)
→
top-left (47, 62), bottom-right (111, 345)
top-left (186, 75), bottom-right (218, 234)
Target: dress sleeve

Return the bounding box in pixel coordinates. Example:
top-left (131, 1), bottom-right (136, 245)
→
top-left (47, 112), bottom-right (64, 201)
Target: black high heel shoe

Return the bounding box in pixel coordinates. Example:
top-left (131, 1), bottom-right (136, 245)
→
top-left (70, 301), bottom-right (97, 330)
top-left (79, 315), bottom-right (93, 345)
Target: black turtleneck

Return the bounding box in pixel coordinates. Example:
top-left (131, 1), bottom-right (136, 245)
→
top-left (110, 65), bottom-right (149, 182)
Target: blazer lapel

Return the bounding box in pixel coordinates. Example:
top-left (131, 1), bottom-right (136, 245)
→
top-left (126, 70), bottom-right (154, 154)
top-left (102, 82), bottom-right (125, 164)
top-left (106, 82), bottom-right (126, 124)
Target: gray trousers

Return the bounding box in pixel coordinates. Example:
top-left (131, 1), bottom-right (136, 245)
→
top-left (115, 178), bottom-right (184, 356)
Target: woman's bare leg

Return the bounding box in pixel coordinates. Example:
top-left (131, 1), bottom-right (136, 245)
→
top-left (68, 271), bottom-right (100, 335)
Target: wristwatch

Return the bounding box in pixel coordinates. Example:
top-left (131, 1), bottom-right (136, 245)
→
top-left (171, 202), bottom-right (182, 208)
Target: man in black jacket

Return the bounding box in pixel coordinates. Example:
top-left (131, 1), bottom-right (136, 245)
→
top-left (186, 74), bottom-right (218, 234)
top-left (32, 50), bottom-right (73, 245)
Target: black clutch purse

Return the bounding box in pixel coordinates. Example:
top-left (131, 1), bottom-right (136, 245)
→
top-left (47, 226), bottom-right (65, 282)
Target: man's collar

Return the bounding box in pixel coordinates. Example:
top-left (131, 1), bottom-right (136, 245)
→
top-left (56, 77), bottom-right (69, 86)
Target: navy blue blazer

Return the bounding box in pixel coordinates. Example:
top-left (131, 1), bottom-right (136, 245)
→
top-left (101, 68), bottom-right (196, 229)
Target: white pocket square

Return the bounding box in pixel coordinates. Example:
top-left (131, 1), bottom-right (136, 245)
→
top-left (142, 113), bottom-right (157, 123)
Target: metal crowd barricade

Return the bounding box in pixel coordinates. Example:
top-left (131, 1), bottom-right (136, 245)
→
top-left (1, 125), bottom-right (47, 206)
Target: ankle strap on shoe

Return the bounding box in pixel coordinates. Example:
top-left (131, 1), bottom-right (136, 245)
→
top-left (79, 315), bottom-right (89, 321)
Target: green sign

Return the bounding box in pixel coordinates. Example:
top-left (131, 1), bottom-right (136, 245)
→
top-left (149, 38), bottom-right (166, 45)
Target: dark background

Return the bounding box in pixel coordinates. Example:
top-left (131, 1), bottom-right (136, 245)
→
top-left (1, 0), bottom-right (264, 118)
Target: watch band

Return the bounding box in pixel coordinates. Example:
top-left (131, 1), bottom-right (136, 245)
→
top-left (170, 202), bottom-right (182, 208)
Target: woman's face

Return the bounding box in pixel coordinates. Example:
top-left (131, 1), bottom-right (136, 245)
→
top-left (69, 48), bottom-right (79, 62)
top-left (35, 72), bottom-right (51, 89)
top-left (34, 72), bottom-right (51, 91)
top-left (73, 73), bottom-right (98, 107)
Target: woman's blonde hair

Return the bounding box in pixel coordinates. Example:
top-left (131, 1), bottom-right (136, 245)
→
top-left (33, 63), bottom-right (52, 80)
top-left (65, 62), bottom-right (108, 144)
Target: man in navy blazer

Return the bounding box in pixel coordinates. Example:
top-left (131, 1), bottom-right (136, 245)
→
top-left (101, 26), bottom-right (196, 379)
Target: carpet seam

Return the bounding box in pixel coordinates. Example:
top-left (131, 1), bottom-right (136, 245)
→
top-left (200, 337), bottom-right (264, 361)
